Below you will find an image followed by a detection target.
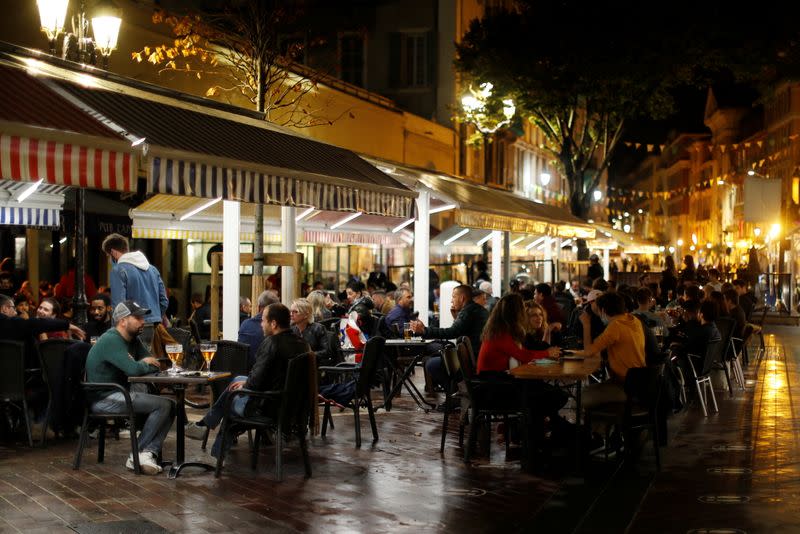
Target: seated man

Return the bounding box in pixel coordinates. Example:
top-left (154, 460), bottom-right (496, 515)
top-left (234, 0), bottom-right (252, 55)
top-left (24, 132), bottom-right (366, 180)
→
top-left (410, 284), bottom-right (489, 390)
top-left (85, 300), bottom-right (175, 475)
top-left (86, 293), bottom-right (113, 338)
top-left (574, 292), bottom-right (646, 409)
top-left (186, 303), bottom-right (310, 457)
top-left (382, 287), bottom-right (414, 337)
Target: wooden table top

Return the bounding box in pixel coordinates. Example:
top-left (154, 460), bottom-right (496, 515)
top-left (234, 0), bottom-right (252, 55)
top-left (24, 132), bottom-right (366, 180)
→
top-left (384, 339), bottom-right (435, 346)
top-left (509, 356), bottom-right (601, 381)
top-left (128, 371), bottom-right (232, 385)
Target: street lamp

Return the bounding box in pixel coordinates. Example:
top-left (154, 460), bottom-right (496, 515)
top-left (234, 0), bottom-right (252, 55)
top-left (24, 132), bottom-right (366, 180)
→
top-left (34, 0), bottom-right (122, 327)
top-left (461, 82), bottom-right (515, 184)
top-left (36, 0), bottom-right (122, 68)
top-left (592, 190), bottom-right (603, 202)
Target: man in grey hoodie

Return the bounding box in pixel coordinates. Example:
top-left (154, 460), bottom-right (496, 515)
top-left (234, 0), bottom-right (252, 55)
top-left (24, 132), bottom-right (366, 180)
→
top-left (102, 233), bottom-right (168, 353)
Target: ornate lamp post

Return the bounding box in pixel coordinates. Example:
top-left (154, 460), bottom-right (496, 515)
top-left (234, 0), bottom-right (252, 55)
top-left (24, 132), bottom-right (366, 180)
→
top-left (461, 82), bottom-right (515, 184)
top-left (35, 0), bottom-right (122, 326)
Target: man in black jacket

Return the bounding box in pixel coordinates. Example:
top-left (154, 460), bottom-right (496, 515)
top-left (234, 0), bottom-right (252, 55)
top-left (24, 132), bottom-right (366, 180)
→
top-left (185, 303), bottom-right (309, 457)
top-left (410, 284), bottom-right (489, 390)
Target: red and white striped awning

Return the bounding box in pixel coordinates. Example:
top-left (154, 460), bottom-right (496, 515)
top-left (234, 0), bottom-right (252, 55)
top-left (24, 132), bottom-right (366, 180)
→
top-left (0, 133), bottom-right (136, 192)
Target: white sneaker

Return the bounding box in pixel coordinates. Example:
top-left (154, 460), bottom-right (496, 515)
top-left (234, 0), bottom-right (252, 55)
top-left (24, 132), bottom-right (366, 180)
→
top-left (125, 451), bottom-right (162, 475)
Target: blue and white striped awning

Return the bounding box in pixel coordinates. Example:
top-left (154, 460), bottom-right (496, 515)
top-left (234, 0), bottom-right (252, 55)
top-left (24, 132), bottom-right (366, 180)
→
top-left (0, 180), bottom-right (66, 228)
top-left (0, 206), bottom-right (60, 227)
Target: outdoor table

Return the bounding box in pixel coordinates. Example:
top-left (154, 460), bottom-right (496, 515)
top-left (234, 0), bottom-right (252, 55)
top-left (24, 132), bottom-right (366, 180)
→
top-left (381, 338), bottom-right (438, 412)
top-left (509, 356), bottom-right (601, 471)
top-left (129, 371), bottom-right (231, 479)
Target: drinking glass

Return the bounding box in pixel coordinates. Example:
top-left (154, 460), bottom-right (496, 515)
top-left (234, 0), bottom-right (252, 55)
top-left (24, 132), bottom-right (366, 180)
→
top-left (199, 343), bottom-right (217, 372)
top-left (403, 322), bottom-right (412, 341)
top-left (165, 344), bottom-right (184, 374)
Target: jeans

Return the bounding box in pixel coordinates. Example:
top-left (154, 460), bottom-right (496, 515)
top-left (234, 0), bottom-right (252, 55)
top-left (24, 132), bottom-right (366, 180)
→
top-left (92, 389), bottom-right (175, 455)
top-left (201, 376), bottom-right (249, 458)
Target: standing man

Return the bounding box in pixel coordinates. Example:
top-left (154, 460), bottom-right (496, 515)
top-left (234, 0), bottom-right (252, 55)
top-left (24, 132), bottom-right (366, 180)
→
top-left (85, 300), bottom-right (175, 474)
top-left (186, 303), bottom-right (310, 458)
top-left (588, 254), bottom-right (604, 284)
top-left (102, 233), bottom-right (168, 354)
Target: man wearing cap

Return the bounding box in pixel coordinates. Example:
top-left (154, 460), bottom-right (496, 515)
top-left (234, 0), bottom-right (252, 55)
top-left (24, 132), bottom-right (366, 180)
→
top-left (101, 233), bottom-right (168, 354)
top-left (85, 300), bottom-right (176, 475)
top-left (478, 281), bottom-right (498, 312)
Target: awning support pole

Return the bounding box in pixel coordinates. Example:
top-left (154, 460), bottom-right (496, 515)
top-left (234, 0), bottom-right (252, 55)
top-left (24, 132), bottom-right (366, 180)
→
top-left (281, 206), bottom-right (297, 304)
top-left (543, 236), bottom-right (553, 284)
top-left (503, 231), bottom-right (511, 295)
top-left (603, 247), bottom-right (610, 281)
top-left (414, 190), bottom-right (430, 319)
top-left (72, 188), bottom-right (88, 327)
top-left (222, 200), bottom-right (240, 341)
top-left (491, 231), bottom-right (502, 298)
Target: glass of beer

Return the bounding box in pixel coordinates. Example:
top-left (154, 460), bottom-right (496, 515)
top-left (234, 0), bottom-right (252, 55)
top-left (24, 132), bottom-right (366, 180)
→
top-left (165, 344), bottom-right (184, 374)
top-left (403, 322), bottom-right (412, 341)
top-left (199, 343), bottom-right (217, 372)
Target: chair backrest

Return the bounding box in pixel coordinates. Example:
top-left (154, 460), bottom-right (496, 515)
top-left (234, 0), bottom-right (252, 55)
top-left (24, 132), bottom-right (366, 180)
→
top-left (441, 345), bottom-right (462, 382)
top-left (37, 338), bottom-right (77, 390)
top-left (754, 305), bottom-right (768, 327)
top-left (456, 339), bottom-right (476, 381)
top-left (355, 336), bottom-right (386, 396)
top-left (456, 335), bottom-right (477, 369)
top-left (167, 327), bottom-right (193, 351)
top-left (0, 340), bottom-right (26, 400)
top-left (699, 340), bottom-right (723, 376)
top-left (188, 319), bottom-right (203, 344)
top-left (624, 365), bottom-right (663, 411)
top-left (318, 317), bottom-right (341, 333)
top-left (210, 340), bottom-right (250, 399)
top-left (715, 317), bottom-right (735, 360)
top-left (277, 352), bottom-right (313, 434)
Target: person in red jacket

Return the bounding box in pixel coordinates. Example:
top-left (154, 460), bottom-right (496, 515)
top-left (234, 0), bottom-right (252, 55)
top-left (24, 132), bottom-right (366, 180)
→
top-left (477, 293), bottom-right (560, 374)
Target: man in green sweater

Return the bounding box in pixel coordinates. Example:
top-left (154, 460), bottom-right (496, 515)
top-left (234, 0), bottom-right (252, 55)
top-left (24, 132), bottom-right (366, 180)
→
top-left (86, 300), bottom-right (175, 475)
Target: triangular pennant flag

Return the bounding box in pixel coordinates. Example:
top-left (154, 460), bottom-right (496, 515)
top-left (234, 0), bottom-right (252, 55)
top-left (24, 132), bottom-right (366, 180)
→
top-left (720, 145), bottom-right (726, 153)
top-left (757, 140), bottom-right (763, 148)
top-left (635, 143), bottom-right (641, 150)
top-left (744, 142), bottom-right (751, 148)
top-left (647, 144), bottom-right (654, 152)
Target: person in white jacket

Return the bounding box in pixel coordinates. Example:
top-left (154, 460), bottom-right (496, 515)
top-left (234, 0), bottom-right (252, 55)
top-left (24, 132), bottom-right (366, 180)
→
top-left (101, 233), bottom-right (168, 353)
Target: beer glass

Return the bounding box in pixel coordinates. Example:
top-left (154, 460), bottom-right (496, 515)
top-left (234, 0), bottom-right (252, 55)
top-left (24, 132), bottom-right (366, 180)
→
top-left (199, 343), bottom-right (217, 372)
top-left (403, 322), bottom-right (412, 341)
top-left (165, 344), bottom-right (184, 374)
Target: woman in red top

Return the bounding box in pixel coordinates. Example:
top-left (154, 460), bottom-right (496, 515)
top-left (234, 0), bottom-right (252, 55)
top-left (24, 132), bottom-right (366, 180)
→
top-left (477, 293), bottom-right (560, 374)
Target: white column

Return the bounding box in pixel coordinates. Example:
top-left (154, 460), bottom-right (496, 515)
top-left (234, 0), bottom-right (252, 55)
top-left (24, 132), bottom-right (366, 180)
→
top-left (543, 236), bottom-right (553, 283)
top-left (414, 190), bottom-right (430, 320)
top-left (555, 238), bottom-right (562, 282)
top-left (503, 231), bottom-right (511, 295)
top-left (281, 206), bottom-right (296, 305)
top-left (491, 231), bottom-right (502, 297)
top-left (222, 200), bottom-right (240, 341)
top-left (602, 247), bottom-right (610, 280)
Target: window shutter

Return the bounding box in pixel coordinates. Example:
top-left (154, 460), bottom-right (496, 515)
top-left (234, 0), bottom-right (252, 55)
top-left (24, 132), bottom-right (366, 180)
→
top-left (426, 31), bottom-right (436, 87)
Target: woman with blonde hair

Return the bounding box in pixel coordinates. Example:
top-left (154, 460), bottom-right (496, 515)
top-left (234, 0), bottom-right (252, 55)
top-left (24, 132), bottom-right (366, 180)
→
top-left (290, 298), bottom-right (332, 366)
top-left (523, 301), bottom-right (563, 349)
top-left (306, 290), bottom-right (331, 322)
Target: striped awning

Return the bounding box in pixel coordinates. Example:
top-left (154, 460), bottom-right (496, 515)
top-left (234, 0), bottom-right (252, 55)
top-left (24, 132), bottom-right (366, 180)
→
top-left (0, 206), bottom-right (59, 227)
top-left (147, 157), bottom-right (411, 217)
top-left (130, 194), bottom-right (407, 246)
top-left (0, 133), bottom-right (135, 191)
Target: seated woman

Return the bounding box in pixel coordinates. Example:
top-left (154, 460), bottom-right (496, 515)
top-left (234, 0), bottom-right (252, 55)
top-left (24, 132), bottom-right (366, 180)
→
top-left (477, 293), bottom-right (560, 375)
top-left (476, 293), bottom-right (567, 447)
top-left (36, 297), bottom-right (69, 340)
top-left (290, 298), bottom-right (331, 366)
top-left (523, 301), bottom-right (562, 351)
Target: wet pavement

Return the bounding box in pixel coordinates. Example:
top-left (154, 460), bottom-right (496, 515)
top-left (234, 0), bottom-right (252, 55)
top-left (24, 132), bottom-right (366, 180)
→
top-left (0, 328), bottom-right (797, 533)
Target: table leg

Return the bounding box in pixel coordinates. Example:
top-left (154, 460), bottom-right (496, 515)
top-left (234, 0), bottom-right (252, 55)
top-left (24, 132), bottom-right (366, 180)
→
top-left (168, 384), bottom-right (214, 479)
top-left (575, 379), bottom-right (582, 473)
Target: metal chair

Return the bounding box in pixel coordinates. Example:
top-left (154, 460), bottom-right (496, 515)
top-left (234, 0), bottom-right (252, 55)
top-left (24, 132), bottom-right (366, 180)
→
top-left (166, 327), bottom-right (196, 369)
top-left (73, 381), bottom-right (142, 474)
top-left (585, 365), bottom-right (665, 471)
top-left (37, 338), bottom-right (78, 446)
top-left (686, 340), bottom-right (723, 417)
top-left (0, 340), bottom-right (34, 446)
top-left (713, 317), bottom-right (738, 395)
top-left (440, 344), bottom-right (466, 454)
top-left (214, 352), bottom-right (314, 481)
top-left (319, 336), bottom-right (385, 447)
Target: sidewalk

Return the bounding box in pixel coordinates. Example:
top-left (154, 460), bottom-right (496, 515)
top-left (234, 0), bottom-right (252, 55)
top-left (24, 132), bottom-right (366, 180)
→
top-left (0, 328), bottom-right (795, 532)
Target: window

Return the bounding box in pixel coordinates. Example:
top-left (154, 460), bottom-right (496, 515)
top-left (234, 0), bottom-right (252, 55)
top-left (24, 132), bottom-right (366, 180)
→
top-left (339, 33), bottom-right (366, 87)
top-left (389, 32), bottom-right (432, 88)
